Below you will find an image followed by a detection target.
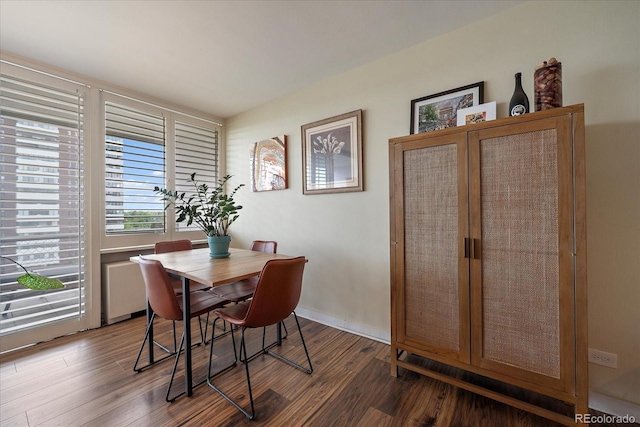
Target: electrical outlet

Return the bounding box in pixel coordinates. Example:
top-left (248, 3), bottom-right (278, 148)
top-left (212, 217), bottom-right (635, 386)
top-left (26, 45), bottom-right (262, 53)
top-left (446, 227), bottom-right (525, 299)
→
top-left (588, 348), bottom-right (617, 368)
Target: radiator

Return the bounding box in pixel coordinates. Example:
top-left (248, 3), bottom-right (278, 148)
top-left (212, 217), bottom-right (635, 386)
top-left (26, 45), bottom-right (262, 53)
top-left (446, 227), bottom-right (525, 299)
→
top-left (101, 261), bottom-right (147, 324)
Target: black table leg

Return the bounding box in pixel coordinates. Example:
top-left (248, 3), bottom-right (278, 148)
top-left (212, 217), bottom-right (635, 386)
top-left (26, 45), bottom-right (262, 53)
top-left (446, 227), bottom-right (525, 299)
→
top-left (182, 276), bottom-right (193, 397)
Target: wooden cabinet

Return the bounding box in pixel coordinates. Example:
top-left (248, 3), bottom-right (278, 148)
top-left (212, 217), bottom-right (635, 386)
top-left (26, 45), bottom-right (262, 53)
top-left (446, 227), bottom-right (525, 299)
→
top-left (389, 104), bottom-right (587, 425)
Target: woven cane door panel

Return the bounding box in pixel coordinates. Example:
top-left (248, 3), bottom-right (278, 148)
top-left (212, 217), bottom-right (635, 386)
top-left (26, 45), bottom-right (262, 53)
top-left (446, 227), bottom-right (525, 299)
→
top-left (403, 145), bottom-right (459, 352)
top-left (479, 129), bottom-right (560, 378)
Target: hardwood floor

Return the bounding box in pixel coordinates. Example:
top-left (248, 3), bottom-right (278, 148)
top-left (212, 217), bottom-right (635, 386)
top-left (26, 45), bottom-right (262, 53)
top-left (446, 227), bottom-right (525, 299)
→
top-left (0, 315), bottom-right (633, 427)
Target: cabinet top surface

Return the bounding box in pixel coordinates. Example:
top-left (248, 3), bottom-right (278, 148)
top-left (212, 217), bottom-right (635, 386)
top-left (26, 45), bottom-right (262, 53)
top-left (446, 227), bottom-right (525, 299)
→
top-left (390, 103), bottom-right (584, 144)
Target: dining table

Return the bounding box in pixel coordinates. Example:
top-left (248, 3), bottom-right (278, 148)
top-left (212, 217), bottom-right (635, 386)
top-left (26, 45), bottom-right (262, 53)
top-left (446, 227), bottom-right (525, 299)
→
top-left (130, 247), bottom-right (299, 398)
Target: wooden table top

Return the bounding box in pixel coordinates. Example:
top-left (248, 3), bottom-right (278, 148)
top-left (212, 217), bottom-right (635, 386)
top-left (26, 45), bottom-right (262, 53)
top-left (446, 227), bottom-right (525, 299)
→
top-left (131, 247), bottom-right (298, 287)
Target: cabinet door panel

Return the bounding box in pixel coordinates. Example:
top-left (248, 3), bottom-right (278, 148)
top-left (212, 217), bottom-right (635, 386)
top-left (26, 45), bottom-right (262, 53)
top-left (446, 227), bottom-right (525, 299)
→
top-left (469, 116), bottom-right (575, 392)
top-left (394, 134), bottom-right (469, 362)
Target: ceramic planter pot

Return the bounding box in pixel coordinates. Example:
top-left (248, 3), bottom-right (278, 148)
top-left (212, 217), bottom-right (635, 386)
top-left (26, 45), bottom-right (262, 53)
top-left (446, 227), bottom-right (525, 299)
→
top-left (207, 235), bottom-right (231, 258)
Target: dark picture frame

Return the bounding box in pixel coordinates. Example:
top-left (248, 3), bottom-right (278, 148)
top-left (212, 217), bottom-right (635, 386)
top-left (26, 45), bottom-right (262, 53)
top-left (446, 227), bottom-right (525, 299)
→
top-left (301, 110), bottom-right (363, 195)
top-left (410, 81), bottom-right (484, 134)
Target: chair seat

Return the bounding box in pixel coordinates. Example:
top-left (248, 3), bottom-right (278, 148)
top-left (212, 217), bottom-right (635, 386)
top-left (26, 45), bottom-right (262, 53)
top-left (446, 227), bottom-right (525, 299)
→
top-left (170, 276), bottom-right (210, 295)
top-left (209, 277), bottom-right (257, 302)
top-left (180, 292), bottom-right (230, 318)
top-left (213, 300), bottom-right (251, 325)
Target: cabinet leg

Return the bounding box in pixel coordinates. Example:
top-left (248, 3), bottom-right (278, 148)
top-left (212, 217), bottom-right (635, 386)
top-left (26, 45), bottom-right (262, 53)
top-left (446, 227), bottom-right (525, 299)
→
top-left (390, 344), bottom-right (399, 377)
top-left (575, 394), bottom-right (589, 424)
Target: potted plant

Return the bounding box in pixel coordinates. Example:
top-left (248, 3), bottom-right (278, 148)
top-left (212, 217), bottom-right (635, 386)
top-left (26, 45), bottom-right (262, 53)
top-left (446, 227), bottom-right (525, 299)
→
top-left (154, 173), bottom-right (244, 258)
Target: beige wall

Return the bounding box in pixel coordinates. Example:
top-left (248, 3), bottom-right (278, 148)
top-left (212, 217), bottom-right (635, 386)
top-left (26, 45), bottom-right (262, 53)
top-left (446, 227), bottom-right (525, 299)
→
top-left (225, 1), bottom-right (639, 404)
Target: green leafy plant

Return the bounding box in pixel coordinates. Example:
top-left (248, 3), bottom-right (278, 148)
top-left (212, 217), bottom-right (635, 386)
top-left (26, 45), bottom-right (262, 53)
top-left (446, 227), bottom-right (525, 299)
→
top-left (0, 256), bottom-right (65, 290)
top-left (154, 173), bottom-right (244, 237)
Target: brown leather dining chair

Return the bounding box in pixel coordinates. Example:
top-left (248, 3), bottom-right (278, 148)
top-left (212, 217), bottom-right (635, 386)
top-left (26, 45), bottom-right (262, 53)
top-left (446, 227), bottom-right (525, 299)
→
top-left (134, 240), bottom-right (209, 369)
top-left (206, 256), bottom-right (312, 419)
top-left (155, 240), bottom-right (210, 295)
top-left (133, 257), bottom-right (230, 402)
top-left (204, 240), bottom-right (279, 342)
top-left (208, 240), bottom-right (277, 302)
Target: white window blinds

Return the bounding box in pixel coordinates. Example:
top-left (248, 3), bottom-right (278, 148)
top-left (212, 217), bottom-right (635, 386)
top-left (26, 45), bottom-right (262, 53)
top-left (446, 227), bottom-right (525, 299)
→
top-left (174, 120), bottom-right (219, 232)
top-left (0, 74), bottom-right (86, 335)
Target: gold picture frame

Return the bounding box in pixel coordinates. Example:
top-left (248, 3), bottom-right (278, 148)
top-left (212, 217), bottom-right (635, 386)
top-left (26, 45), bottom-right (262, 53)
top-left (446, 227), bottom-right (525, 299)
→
top-left (301, 110), bottom-right (363, 195)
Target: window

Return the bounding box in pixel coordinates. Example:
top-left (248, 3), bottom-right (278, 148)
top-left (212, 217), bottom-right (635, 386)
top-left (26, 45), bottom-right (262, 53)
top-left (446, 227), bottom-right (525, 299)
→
top-left (0, 73), bottom-right (86, 336)
top-left (104, 102), bottom-right (165, 235)
top-left (103, 96), bottom-right (220, 243)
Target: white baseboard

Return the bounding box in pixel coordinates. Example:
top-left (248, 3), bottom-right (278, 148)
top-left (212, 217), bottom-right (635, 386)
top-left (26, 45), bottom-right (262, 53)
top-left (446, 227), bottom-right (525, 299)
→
top-left (589, 392), bottom-right (640, 420)
top-left (295, 306), bottom-right (390, 345)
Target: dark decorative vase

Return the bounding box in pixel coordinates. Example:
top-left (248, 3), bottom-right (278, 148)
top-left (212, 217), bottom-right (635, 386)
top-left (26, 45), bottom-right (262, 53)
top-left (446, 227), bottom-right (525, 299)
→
top-left (207, 235), bottom-right (231, 259)
top-left (534, 57), bottom-right (562, 111)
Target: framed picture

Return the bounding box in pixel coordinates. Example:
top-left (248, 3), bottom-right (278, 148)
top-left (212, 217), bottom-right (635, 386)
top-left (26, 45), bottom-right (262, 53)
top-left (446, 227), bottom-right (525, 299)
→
top-left (250, 135), bottom-right (287, 192)
top-left (410, 81), bottom-right (484, 134)
top-left (301, 110), bottom-right (363, 195)
top-left (456, 101), bottom-right (497, 126)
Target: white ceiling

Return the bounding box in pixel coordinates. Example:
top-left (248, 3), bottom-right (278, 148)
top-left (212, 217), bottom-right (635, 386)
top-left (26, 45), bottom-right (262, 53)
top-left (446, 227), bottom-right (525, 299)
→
top-left (0, 0), bottom-right (522, 119)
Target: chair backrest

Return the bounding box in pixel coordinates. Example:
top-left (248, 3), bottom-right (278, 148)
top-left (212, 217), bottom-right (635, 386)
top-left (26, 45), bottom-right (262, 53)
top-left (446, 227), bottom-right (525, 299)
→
top-left (250, 240), bottom-right (277, 254)
top-left (243, 256), bottom-right (305, 328)
top-left (137, 257), bottom-right (183, 321)
top-left (155, 240), bottom-right (193, 254)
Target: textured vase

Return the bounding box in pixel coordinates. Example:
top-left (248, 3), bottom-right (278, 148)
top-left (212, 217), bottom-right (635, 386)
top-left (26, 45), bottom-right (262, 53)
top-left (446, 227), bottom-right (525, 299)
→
top-left (207, 235), bottom-right (231, 259)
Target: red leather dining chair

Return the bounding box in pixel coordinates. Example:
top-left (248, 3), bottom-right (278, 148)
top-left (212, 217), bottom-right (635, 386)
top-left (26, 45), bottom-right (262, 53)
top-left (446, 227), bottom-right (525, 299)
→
top-left (133, 257), bottom-right (230, 402)
top-left (206, 256), bottom-right (312, 419)
top-left (134, 240), bottom-right (209, 369)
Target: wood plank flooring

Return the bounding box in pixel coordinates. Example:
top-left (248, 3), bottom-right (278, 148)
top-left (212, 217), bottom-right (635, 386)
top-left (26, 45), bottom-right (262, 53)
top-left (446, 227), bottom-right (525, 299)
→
top-left (0, 315), bottom-right (633, 427)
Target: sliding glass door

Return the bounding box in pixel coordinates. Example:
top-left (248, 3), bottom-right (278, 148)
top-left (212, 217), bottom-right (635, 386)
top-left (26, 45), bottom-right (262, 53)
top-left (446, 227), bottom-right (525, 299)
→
top-left (0, 66), bottom-right (89, 351)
